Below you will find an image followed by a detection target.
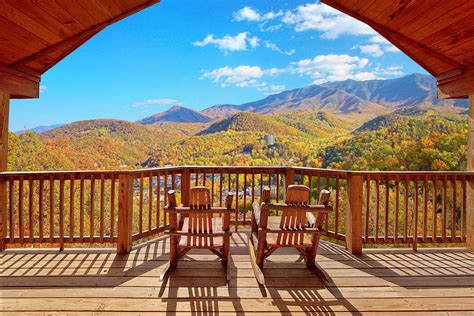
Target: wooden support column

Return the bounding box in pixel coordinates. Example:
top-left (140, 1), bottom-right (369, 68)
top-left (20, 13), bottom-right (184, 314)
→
top-left (0, 91), bottom-right (9, 251)
top-left (468, 95), bottom-right (474, 251)
top-left (346, 173), bottom-right (363, 255)
top-left (181, 168), bottom-right (190, 206)
top-left (285, 168), bottom-right (295, 189)
top-left (117, 174), bottom-right (133, 254)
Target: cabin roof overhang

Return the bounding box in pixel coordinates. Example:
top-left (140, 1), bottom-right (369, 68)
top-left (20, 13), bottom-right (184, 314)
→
top-left (0, 0), bottom-right (160, 99)
top-left (321, 0), bottom-right (474, 99)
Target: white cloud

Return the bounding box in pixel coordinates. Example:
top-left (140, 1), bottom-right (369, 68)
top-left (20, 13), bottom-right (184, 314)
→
top-left (358, 44), bottom-right (384, 57)
top-left (40, 85), bottom-right (48, 92)
top-left (290, 54), bottom-right (371, 83)
top-left (282, 3), bottom-right (375, 39)
top-left (258, 84), bottom-right (286, 95)
top-left (233, 6), bottom-right (282, 22)
top-left (354, 35), bottom-right (401, 57)
top-left (132, 98), bottom-right (180, 108)
top-left (201, 55), bottom-right (405, 92)
top-left (263, 41), bottom-right (295, 56)
top-left (193, 32), bottom-right (259, 53)
top-left (201, 65), bottom-right (266, 88)
top-left (375, 65), bottom-right (404, 76)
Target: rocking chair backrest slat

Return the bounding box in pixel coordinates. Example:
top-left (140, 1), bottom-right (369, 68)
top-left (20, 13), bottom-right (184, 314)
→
top-left (188, 186), bottom-right (213, 246)
top-left (190, 186), bottom-right (211, 209)
top-left (278, 185), bottom-right (311, 245)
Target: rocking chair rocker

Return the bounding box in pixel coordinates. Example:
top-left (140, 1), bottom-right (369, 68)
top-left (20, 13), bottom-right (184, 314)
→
top-left (161, 186), bottom-right (235, 280)
top-left (248, 184), bottom-right (332, 285)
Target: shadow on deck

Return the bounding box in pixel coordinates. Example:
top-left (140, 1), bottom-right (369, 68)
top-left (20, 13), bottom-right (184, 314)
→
top-left (1, 232), bottom-right (473, 314)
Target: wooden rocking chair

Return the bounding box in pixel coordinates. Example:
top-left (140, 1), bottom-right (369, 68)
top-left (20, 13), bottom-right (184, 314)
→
top-left (161, 186), bottom-right (235, 280)
top-left (248, 184), bottom-right (332, 285)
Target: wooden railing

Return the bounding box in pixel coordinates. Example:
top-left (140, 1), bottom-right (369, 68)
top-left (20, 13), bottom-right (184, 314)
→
top-left (0, 167), bottom-right (472, 253)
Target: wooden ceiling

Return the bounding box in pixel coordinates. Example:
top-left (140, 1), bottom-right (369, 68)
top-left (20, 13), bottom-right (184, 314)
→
top-left (321, 0), bottom-right (474, 98)
top-left (0, 0), bottom-right (160, 99)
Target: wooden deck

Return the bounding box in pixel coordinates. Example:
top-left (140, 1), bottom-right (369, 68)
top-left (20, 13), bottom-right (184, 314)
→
top-left (1, 232), bottom-right (473, 315)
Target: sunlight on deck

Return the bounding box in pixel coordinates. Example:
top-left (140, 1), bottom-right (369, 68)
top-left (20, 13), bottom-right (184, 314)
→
top-left (1, 232), bottom-right (473, 314)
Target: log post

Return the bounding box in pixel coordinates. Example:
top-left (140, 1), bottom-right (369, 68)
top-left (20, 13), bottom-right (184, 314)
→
top-left (0, 91), bottom-right (9, 251)
top-left (180, 168), bottom-right (190, 206)
top-left (178, 168), bottom-right (190, 229)
top-left (285, 168), bottom-right (295, 189)
top-left (468, 94), bottom-right (474, 251)
top-left (167, 190), bottom-right (178, 267)
top-left (117, 174), bottom-right (133, 254)
top-left (346, 173), bottom-right (363, 255)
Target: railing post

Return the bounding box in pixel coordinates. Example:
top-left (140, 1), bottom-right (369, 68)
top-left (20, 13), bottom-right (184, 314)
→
top-left (346, 173), bottom-right (363, 255)
top-left (285, 168), bottom-right (295, 189)
top-left (0, 92), bottom-right (10, 251)
top-left (181, 168), bottom-right (190, 206)
top-left (467, 94), bottom-right (474, 252)
top-left (117, 174), bottom-right (133, 254)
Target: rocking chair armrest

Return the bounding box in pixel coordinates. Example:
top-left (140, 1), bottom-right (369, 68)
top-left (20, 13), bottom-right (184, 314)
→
top-left (262, 203), bottom-right (333, 213)
top-left (165, 206), bottom-right (236, 214)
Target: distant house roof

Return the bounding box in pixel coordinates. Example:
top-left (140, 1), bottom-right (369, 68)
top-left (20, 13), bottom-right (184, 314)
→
top-left (321, 0), bottom-right (474, 98)
top-left (0, 0), bottom-right (160, 98)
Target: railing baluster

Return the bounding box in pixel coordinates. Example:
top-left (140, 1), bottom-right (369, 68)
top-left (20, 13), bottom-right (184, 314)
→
top-left (59, 176), bottom-right (64, 250)
top-left (8, 178), bottom-right (13, 241)
top-left (404, 176), bottom-right (409, 243)
top-left (156, 173), bottom-right (161, 227)
top-left (18, 176), bottom-right (24, 243)
top-left (442, 175), bottom-right (447, 242)
top-left (461, 175), bottom-right (467, 242)
top-left (79, 175), bottom-right (84, 242)
top-left (423, 176), bottom-right (428, 242)
top-left (375, 175), bottom-right (380, 242)
top-left (364, 175), bottom-right (369, 242)
top-left (394, 175), bottom-right (399, 243)
top-left (99, 174), bottom-right (105, 243)
top-left (433, 175), bottom-right (438, 242)
top-left (384, 176), bottom-right (389, 242)
top-left (69, 174), bottom-right (75, 243)
top-left (148, 172), bottom-right (153, 232)
top-left (90, 175), bottom-right (95, 243)
top-left (28, 177), bottom-right (34, 243)
top-left (38, 177), bottom-right (43, 242)
top-left (49, 176), bottom-right (54, 243)
top-left (110, 174), bottom-right (115, 241)
top-left (452, 176), bottom-right (456, 242)
top-left (413, 178), bottom-right (419, 251)
top-left (139, 173), bottom-right (143, 235)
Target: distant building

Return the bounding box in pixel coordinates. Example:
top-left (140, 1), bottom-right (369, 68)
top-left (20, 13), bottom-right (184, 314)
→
top-left (264, 134), bottom-right (275, 146)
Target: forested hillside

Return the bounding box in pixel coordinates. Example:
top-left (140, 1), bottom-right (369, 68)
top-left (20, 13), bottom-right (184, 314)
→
top-left (8, 106), bottom-right (467, 172)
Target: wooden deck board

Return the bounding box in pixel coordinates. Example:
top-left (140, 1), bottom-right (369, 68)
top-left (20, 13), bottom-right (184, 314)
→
top-left (1, 232), bottom-right (473, 314)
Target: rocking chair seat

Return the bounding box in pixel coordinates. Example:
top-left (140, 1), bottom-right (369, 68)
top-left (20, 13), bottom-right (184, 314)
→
top-left (264, 216), bottom-right (314, 246)
top-left (179, 217), bottom-right (225, 247)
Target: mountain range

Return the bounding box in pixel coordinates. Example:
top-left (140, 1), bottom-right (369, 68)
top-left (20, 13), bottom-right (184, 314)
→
top-left (19, 73), bottom-right (468, 134)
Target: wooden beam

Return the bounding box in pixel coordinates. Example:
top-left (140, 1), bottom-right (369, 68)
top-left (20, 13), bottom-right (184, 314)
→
top-left (0, 91), bottom-right (9, 250)
top-left (117, 175), bottom-right (133, 254)
top-left (467, 94), bottom-right (474, 252)
top-left (346, 173), bottom-right (363, 255)
top-left (321, 0), bottom-right (465, 74)
top-left (11, 0), bottom-right (161, 73)
top-left (437, 69), bottom-right (474, 99)
top-left (0, 63), bottom-right (40, 99)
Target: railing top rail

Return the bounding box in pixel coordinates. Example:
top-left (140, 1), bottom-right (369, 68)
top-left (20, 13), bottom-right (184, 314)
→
top-left (0, 165), bottom-right (473, 179)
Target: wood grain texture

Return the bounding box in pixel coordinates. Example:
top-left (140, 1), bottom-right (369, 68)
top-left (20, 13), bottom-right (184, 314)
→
top-left (1, 233), bottom-right (473, 314)
top-left (321, 0), bottom-right (474, 99)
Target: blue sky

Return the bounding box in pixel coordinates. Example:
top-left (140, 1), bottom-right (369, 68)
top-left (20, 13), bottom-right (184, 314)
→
top-left (10, 0), bottom-right (426, 131)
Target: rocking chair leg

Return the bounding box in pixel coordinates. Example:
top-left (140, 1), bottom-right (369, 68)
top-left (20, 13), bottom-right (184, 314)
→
top-left (248, 236), bottom-right (265, 285)
top-left (309, 262), bottom-right (330, 282)
top-left (159, 260), bottom-right (172, 281)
